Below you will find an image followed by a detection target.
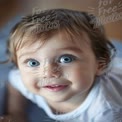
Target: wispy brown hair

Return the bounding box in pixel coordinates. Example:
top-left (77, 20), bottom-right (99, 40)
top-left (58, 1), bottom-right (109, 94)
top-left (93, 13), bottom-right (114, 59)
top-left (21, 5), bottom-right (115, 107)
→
top-left (6, 8), bottom-right (116, 69)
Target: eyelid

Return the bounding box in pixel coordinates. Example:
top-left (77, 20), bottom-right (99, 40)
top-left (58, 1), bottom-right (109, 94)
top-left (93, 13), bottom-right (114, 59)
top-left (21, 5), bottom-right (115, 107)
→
top-left (59, 54), bottom-right (76, 58)
top-left (23, 58), bottom-right (38, 63)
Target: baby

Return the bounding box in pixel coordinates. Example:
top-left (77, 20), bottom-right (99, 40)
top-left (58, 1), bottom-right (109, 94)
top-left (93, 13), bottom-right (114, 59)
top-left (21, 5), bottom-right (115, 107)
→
top-left (3, 9), bottom-right (122, 122)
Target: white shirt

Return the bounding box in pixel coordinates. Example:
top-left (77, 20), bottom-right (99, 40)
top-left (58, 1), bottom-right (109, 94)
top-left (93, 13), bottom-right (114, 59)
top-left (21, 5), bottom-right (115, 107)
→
top-left (8, 65), bottom-right (122, 122)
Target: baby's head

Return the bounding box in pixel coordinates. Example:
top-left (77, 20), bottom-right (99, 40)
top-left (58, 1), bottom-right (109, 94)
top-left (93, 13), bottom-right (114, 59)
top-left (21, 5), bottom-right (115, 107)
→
top-left (7, 9), bottom-right (116, 102)
top-left (7, 8), bottom-right (115, 69)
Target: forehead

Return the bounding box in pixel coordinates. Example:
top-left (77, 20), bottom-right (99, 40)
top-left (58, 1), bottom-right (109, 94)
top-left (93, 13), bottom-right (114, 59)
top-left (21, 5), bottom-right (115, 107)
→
top-left (17, 31), bottom-right (93, 58)
top-left (18, 31), bottom-right (91, 50)
top-left (18, 29), bottom-right (91, 51)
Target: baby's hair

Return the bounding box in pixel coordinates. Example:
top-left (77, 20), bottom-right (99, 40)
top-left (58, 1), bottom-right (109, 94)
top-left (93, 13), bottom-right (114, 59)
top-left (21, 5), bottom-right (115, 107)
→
top-left (5, 8), bottom-right (116, 69)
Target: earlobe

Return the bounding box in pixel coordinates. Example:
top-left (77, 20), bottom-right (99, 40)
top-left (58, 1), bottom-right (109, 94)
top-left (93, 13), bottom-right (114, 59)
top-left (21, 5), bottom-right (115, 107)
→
top-left (96, 61), bottom-right (106, 76)
top-left (96, 68), bottom-right (103, 76)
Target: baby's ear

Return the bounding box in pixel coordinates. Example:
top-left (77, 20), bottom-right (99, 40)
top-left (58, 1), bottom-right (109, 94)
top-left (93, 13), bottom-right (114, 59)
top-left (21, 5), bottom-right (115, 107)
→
top-left (96, 59), bottom-right (107, 76)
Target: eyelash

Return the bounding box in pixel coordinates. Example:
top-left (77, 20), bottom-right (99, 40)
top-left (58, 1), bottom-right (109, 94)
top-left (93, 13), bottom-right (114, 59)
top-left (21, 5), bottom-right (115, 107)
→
top-left (23, 54), bottom-right (77, 67)
top-left (24, 58), bottom-right (40, 67)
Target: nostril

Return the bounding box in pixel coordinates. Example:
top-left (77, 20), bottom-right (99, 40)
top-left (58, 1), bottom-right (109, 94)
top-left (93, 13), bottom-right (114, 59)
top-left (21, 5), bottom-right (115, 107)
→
top-left (41, 64), bottom-right (62, 78)
top-left (42, 68), bottom-right (62, 78)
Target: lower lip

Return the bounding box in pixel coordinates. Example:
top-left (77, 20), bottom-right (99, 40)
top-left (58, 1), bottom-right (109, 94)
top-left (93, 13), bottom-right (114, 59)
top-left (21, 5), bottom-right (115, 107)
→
top-left (43, 85), bottom-right (68, 92)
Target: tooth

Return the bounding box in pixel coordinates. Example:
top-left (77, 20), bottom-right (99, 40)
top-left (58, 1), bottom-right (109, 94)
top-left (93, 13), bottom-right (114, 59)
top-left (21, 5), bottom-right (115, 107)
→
top-left (52, 85), bottom-right (59, 87)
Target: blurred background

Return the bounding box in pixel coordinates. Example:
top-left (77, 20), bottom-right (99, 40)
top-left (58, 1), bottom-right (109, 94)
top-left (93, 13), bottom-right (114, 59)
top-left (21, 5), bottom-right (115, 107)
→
top-left (0, 0), bottom-right (122, 121)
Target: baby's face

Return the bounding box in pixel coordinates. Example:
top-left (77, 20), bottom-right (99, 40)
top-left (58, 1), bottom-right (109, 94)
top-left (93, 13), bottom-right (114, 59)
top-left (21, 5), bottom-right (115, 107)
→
top-left (17, 32), bottom-right (101, 104)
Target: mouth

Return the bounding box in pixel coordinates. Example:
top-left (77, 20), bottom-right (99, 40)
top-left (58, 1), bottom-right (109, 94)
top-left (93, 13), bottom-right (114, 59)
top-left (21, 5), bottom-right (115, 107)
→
top-left (42, 84), bottom-right (69, 92)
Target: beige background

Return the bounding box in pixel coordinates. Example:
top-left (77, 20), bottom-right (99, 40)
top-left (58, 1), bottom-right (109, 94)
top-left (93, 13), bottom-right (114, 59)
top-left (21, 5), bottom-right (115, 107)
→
top-left (0, 0), bottom-right (122, 40)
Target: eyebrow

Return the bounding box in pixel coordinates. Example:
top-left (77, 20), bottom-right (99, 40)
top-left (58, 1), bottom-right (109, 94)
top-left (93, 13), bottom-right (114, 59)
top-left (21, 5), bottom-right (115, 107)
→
top-left (18, 51), bottom-right (36, 59)
top-left (18, 46), bottom-right (82, 59)
top-left (58, 46), bottom-right (82, 53)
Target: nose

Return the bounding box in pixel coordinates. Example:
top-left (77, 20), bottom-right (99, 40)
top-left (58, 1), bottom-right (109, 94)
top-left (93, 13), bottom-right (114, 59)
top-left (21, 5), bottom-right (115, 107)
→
top-left (42, 63), bottom-right (61, 78)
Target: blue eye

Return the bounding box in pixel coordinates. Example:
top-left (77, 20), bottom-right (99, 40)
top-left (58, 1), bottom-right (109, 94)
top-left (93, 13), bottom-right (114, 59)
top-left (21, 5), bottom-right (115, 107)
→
top-left (58, 54), bottom-right (76, 63)
top-left (27, 59), bottom-right (40, 67)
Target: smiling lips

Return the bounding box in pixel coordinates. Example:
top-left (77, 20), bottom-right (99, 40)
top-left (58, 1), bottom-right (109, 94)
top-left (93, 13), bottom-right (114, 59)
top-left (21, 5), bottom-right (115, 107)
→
top-left (43, 84), bottom-right (68, 92)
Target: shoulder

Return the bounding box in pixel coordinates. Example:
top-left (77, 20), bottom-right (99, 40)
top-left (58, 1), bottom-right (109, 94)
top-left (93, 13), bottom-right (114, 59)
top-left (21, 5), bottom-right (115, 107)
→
top-left (100, 58), bottom-right (122, 90)
top-left (103, 64), bottom-right (122, 89)
top-left (93, 107), bottom-right (122, 122)
top-left (110, 57), bottom-right (122, 78)
top-left (97, 64), bottom-right (122, 109)
top-left (90, 63), bottom-right (122, 118)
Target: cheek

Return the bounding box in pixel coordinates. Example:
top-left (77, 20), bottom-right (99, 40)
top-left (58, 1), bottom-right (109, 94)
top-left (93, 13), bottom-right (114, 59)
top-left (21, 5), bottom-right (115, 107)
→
top-left (67, 65), bottom-right (95, 86)
top-left (20, 70), bottom-right (38, 90)
top-left (70, 71), bottom-right (95, 93)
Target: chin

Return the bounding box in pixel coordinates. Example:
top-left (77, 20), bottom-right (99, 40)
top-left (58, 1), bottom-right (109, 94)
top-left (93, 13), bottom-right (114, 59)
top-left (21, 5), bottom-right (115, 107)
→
top-left (43, 94), bottom-right (74, 103)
